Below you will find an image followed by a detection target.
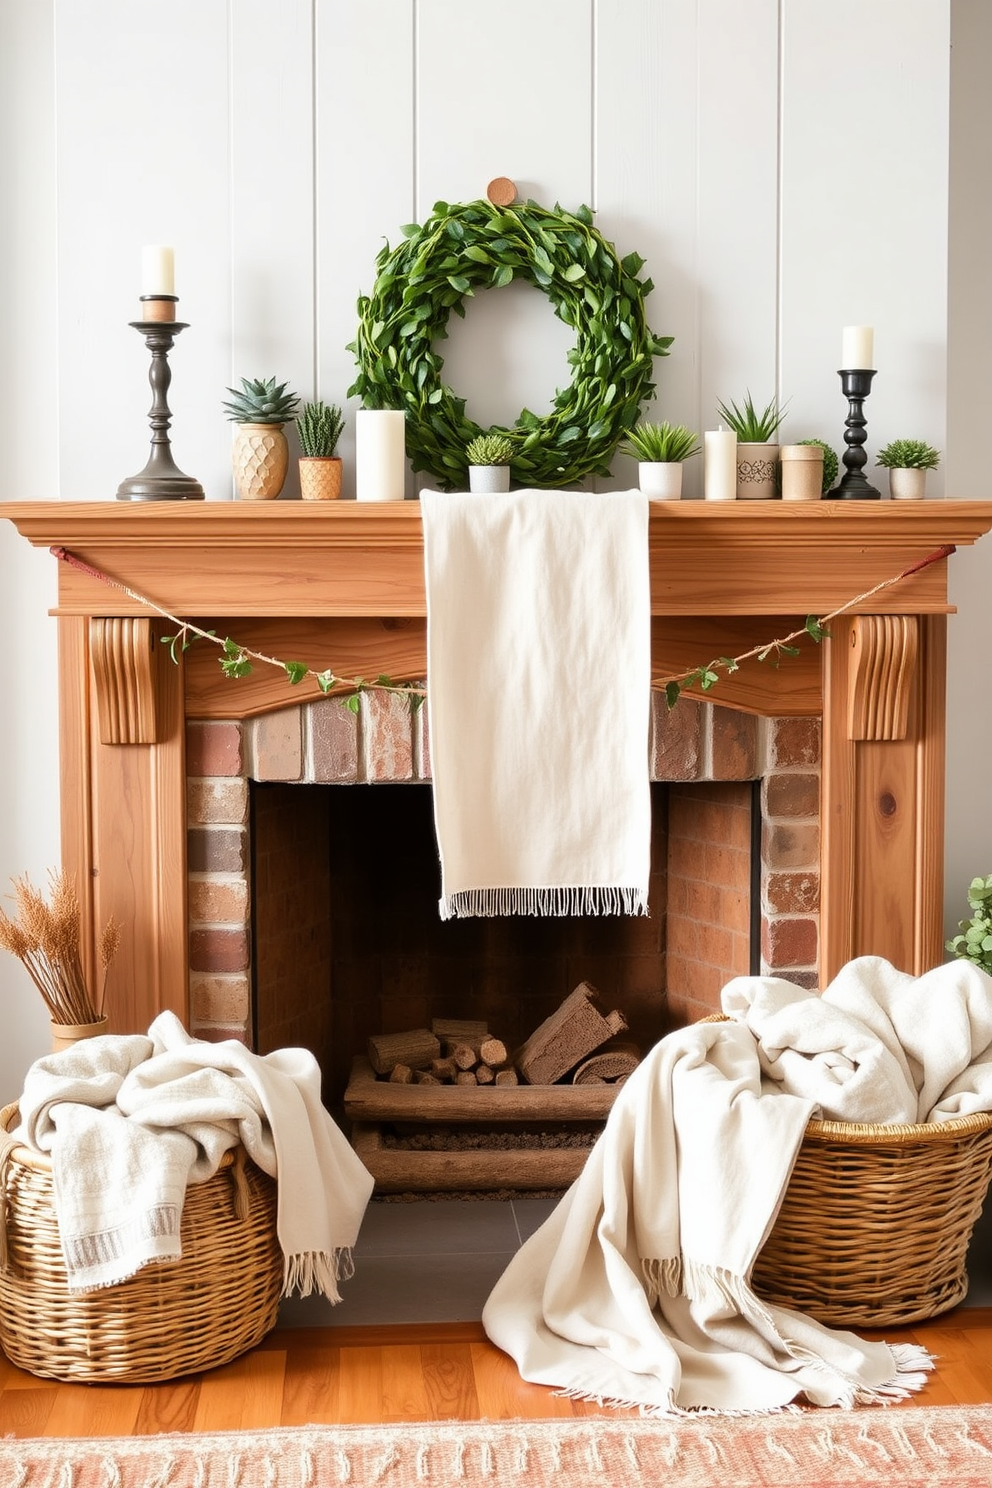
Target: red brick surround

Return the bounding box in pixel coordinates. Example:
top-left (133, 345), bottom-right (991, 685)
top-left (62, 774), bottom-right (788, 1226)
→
top-left (185, 695), bottom-right (820, 1055)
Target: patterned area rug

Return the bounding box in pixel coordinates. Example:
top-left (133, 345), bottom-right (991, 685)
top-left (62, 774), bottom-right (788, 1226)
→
top-left (3, 1407), bottom-right (992, 1486)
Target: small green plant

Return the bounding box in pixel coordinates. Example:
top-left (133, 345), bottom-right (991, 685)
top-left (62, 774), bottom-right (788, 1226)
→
top-left (715, 391), bottom-right (788, 443)
top-left (798, 438), bottom-right (840, 493)
top-left (222, 376), bottom-right (300, 425)
top-left (875, 438), bottom-right (940, 470)
top-left (296, 400), bottom-right (344, 457)
top-left (947, 874), bottom-right (992, 975)
top-left (466, 432), bottom-right (514, 466)
top-left (622, 421), bottom-right (700, 463)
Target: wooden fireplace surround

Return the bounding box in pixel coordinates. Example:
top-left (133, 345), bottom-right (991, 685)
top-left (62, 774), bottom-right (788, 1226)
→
top-left (4, 498), bottom-right (992, 1036)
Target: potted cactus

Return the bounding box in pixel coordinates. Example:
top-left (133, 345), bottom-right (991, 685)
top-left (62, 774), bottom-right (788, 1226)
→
top-left (222, 376), bottom-right (300, 500)
top-left (875, 438), bottom-right (940, 501)
top-left (621, 421), bottom-right (700, 500)
top-left (466, 432), bottom-right (513, 493)
top-left (716, 391), bottom-right (788, 500)
top-left (296, 400), bottom-right (345, 501)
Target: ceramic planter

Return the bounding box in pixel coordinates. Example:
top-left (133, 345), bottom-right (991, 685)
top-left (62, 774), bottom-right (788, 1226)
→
top-left (469, 464), bottom-right (511, 493)
top-left (638, 461), bottom-right (683, 500)
top-left (888, 467), bottom-right (928, 501)
top-left (735, 442), bottom-right (780, 500)
top-left (232, 422), bottom-right (289, 501)
top-left (51, 1015), bottom-right (109, 1052)
top-left (299, 456), bottom-right (342, 501)
top-left (780, 444), bottom-right (824, 501)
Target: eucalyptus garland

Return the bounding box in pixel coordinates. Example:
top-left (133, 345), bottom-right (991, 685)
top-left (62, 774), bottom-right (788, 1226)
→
top-left (348, 198), bottom-right (672, 490)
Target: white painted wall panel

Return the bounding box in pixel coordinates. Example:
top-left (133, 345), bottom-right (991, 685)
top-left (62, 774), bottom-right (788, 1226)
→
top-left (55, 0), bottom-right (232, 500)
top-left (316, 0), bottom-right (415, 494)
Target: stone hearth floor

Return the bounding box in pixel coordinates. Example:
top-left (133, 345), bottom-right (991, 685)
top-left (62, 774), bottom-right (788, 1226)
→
top-left (277, 1193), bottom-right (992, 1328)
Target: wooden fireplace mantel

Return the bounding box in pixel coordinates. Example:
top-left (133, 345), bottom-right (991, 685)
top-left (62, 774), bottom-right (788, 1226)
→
top-left (4, 497), bottom-right (992, 1035)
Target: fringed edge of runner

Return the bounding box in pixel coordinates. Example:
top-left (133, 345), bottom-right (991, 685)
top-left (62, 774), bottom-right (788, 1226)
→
top-left (439, 886), bottom-right (649, 921)
top-left (283, 1246), bottom-right (356, 1305)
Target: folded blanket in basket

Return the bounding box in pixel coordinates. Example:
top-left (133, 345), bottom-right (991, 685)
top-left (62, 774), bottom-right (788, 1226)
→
top-left (420, 487), bottom-right (652, 919)
top-left (15, 1012), bottom-right (374, 1296)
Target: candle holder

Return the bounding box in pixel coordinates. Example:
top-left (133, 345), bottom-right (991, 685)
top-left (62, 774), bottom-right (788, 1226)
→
top-left (826, 368), bottom-right (881, 500)
top-left (116, 318), bottom-right (205, 501)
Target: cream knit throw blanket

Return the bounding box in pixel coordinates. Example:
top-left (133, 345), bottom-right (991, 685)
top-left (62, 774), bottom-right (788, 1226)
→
top-left (420, 488), bottom-right (651, 919)
top-left (14, 1012), bottom-right (374, 1296)
top-left (481, 961), bottom-right (977, 1415)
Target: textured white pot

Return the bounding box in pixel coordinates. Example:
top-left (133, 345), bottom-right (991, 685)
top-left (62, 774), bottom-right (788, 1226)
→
top-left (735, 442), bottom-right (780, 500)
top-left (638, 461), bottom-right (683, 500)
top-left (888, 467), bottom-right (928, 500)
top-left (469, 464), bottom-right (511, 493)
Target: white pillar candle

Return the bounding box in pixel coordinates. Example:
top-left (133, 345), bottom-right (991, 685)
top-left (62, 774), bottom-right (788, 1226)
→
top-left (704, 428), bottom-right (737, 501)
top-left (141, 245), bottom-right (175, 297)
top-left (842, 325), bottom-right (873, 369)
top-left (355, 409), bottom-right (406, 501)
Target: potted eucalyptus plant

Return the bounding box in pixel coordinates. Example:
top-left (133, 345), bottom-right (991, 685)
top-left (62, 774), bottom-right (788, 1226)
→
top-left (716, 391), bottom-right (788, 500)
top-left (621, 421), bottom-right (700, 500)
top-left (296, 400), bottom-right (345, 501)
top-left (222, 376), bottom-right (300, 500)
top-left (876, 438), bottom-right (940, 501)
top-left (466, 432), bottom-right (513, 493)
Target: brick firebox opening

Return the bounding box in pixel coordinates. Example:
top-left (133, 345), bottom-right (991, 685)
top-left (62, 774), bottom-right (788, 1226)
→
top-left (185, 693), bottom-right (821, 1112)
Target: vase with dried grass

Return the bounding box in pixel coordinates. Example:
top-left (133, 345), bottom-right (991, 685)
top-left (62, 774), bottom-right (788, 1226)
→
top-left (0, 870), bottom-right (121, 1051)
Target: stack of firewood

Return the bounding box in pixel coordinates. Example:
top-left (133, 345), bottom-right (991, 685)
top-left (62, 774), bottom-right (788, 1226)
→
top-left (366, 982), bottom-right (641, 1088)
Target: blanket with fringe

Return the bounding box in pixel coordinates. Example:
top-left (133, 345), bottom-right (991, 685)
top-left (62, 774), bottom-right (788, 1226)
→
top-left (13, 1012), bottom-right (374, 1297)
top-left (420, 488), bottom-right (651, 920)
top-left (480, 957), bottom-right (989, 1415)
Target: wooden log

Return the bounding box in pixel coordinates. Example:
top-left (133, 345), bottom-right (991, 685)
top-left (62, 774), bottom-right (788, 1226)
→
top-left (345, 1056), bottom-right (618, 1123)
top-left (572, 1046), bottom-right (641, 1085)
top-left (494, 1068), bottom-right (519, 1087)
top-left (514, 982), bottom-right (629, 1085)
top-left (479, 1037), bottom-right (508, 1068)
top-left (475, 1064), bottom-right (495, 1085)
top-left (352, 1123), bottom-right (589, 1194)
top-left (448, 1042), bottom-right (479, 1071)
top-left (413, 1070), bottom-right (442, 1085)
top-left (432, 1018), bottom-right (488, 1044)
top-left (455, 1070), bottom-right (478, 1086)
top-left (429, 1057), bottom-right (458, 1082)
top-left (388, 1064), bottom-right (414, 1084)
top-left (368, 1028), bottom-right (440, 1076)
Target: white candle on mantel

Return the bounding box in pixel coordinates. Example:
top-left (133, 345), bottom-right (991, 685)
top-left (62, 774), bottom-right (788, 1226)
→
top-left (355, 409), bottom-right (406, 501)
top-left (704, 427), bottom-right (737, 501)
top-left (842, 325), bottom-right (874, 369)
top-left (141, 244), bottom-right (175, 297)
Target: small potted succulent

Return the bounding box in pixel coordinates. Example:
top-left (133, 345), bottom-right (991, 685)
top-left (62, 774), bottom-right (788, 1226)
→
top-left (621, 421), bottom-right (700, 500)
top-left (875, 438), bottom-right (940, 501)
top-left (222, 376), bottom-right (300, 500)
top-left (466, 432), bottom-right (514, 493)
top-left (716, 391), bottom-right (788, 500)
top-left (296, 400), bottom-right (345, 501)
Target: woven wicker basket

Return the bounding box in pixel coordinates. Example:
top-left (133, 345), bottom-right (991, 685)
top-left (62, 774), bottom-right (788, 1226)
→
top-left (700, 1019), bottom-right (992, 1327)
top-left (0, 1103), bottom-right (283, 1383)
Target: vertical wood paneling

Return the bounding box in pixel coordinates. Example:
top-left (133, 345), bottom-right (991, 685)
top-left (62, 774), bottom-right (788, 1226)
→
top-left (316, 0), bottom-right (415, 495)
top-left (230, 0), bottom-right (316, 501)
top-left (780, 0), bottom-right (950, 481)
top-left (55, 0), bottom-right (232, 500)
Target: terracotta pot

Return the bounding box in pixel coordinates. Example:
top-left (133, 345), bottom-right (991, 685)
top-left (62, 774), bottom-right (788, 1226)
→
top-left (232, 423), bottom-right (289, 501)
top-left (299, 456), bottom-right (342, 501)
top-left (468, 464), bottom-right (510, 493)
top-left (735, 442), bottom-right (780, 500)
top-left (780, 444), bottom-right (824, 501)
top-left (888, 467), bottom-right (928, 501)
top-left (51, 1015), bottom-right (109, 1052)
top-left (638, 461), bottom-right (683, 500)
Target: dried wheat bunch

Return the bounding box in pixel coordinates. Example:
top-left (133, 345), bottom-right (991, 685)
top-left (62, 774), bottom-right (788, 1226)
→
top-left (0, 868), bottom-right (120, 1025)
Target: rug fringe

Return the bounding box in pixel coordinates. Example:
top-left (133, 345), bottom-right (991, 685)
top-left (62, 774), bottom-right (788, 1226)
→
top-left (439, 886), bottom-right (649, 920)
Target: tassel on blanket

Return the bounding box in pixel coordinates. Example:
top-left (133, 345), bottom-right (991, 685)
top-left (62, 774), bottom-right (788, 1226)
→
top-left (284, 1246), bottom-right (356, 1304)
top-left (442, 886), bottom-right (649, 921)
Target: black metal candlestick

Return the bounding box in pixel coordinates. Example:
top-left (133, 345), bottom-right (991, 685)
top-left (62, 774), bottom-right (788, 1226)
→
top-left (116, 315), bottom-right (205, 501)
top-left (827, 368), bottom-right (881, 500)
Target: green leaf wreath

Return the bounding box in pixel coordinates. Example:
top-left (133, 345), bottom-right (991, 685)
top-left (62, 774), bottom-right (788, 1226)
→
top-left (348, 198), bottom-right (673, 490)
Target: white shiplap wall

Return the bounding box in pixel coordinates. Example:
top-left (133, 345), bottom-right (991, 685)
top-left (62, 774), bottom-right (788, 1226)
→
top-left (2, 0), bottom-right (985, 1093)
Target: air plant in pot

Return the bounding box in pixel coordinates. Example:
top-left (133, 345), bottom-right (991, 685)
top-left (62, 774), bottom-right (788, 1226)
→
top-left (621, 421), bottom-right (701, 500)
top-left (0, 868), bottom-right (121, 1046)
top-left (715, 391), bottom-right (789, 500)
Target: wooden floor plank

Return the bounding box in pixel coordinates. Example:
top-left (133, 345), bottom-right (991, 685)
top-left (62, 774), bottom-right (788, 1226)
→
top-left (280, 1343), bottom-right (341, 1427)
top-left (420, 1341), bottom-right (480, 1421)
top-left (334, 1344), bottom-right (384, 1425)
top-left (470, 1339), bottom-right (574, 1420)
top-left (192, 1349), bottom-right (286, 1433)
top-left (131, 1377), bottom-right (201, 1436)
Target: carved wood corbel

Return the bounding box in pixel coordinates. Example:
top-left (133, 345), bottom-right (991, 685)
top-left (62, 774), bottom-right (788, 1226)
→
top-left (89, 617), bottom-right (159, 744)
top-left (847, 614), bottom-right (919, 741)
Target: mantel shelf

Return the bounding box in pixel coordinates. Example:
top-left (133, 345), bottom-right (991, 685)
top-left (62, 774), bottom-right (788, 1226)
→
top-left (4, 498), bottom-right (992, 620)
